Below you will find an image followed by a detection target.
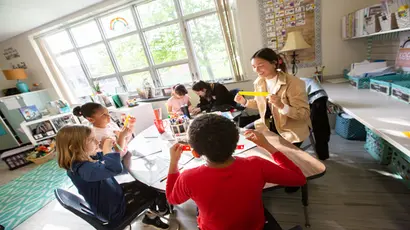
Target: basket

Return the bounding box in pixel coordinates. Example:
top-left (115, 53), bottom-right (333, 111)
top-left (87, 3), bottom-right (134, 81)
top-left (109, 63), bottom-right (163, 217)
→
top-left (395, 9), bottom-right (410, 29)
top-left (335, 113), bottom-right (366, 140)
top-left (369, 74), bottom-right (410, 95)
top-left (391, 81), bottom-right (410, 104)
top-left (349, 74), bottom-right (395, 89)
top-left (388, 149), bottom-right (410, 188)
top-left (364, 128), bottom-right (393, 164)
top-left (26, 149), bottom-right (56, 165)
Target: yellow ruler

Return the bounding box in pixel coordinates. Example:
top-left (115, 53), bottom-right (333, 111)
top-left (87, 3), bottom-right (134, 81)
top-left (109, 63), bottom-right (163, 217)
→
top-left (403, 131), bottom-right (410, 138)
top-left (238, 91), bottom-right (270, 97)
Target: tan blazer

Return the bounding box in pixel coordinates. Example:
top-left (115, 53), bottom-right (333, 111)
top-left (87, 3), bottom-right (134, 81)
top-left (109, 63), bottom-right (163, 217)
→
top-left (247, 72), bottom-right (311, 143)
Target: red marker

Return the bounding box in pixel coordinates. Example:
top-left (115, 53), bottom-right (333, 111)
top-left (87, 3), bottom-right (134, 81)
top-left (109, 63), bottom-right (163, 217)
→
top-left (236, 145), bottom-right (244, 150)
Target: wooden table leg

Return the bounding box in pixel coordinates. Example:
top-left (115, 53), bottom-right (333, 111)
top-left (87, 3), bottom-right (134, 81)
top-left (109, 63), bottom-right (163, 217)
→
top-left (301, 183), bottom-right (311, 228)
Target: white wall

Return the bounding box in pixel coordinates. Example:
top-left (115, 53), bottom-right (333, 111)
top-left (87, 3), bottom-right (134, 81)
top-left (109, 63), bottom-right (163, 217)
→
top-left (0, 0), bottom-right (379, 101)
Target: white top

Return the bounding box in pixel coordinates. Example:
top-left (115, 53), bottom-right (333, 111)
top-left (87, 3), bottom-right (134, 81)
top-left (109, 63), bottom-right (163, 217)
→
top-left (93, 121), bottom-right (121, 142)
top-left (322, 82), bottom-right (410, 157)
top-left (265, 77), bottom-right (278, 93)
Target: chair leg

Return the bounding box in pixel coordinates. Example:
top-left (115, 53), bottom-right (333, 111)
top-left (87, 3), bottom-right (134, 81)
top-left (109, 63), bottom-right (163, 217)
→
top-left (301, 183), bottom-right (311, 228)
top-left (309, 133), bottom-right (318, 157)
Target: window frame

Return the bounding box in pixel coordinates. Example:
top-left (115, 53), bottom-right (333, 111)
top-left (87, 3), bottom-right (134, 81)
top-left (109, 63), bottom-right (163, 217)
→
top-left (37, 0), bottom-right (238, 99)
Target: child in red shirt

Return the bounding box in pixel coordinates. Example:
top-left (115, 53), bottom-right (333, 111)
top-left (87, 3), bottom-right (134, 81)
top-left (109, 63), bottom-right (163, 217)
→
top-left (166, 114), bottom-right (306, 230)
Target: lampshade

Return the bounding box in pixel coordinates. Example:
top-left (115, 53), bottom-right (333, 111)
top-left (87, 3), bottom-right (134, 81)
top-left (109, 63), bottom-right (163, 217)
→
top-left (3, 69), bottom-right (27, 80)
top-left (281, 31), bottom-right (311, 52)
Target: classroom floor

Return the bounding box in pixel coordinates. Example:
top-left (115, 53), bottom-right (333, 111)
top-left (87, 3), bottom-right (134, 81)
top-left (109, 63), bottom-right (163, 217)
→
top-left (3, 132), bottom-right (410, 230)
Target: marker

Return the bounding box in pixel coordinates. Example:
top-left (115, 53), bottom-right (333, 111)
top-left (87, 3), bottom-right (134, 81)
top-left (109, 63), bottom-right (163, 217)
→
top-left (238, 91), bottom-right (270, 97)
top-left (404, 131), bottom-right (410, 138)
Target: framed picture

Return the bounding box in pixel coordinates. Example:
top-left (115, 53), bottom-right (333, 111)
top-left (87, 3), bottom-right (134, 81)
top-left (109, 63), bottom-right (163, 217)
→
top-left (19, 105), bottom-right (42, 121)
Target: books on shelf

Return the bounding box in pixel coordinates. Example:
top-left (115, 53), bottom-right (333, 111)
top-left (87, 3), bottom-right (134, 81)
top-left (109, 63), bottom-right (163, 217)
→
top-left (343, 4), bottom-right (384, 39)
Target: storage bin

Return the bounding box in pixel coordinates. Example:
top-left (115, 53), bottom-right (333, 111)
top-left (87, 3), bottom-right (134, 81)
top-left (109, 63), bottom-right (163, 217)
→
top-left (395, 9), bottom-right (410, 29)
top-left (391, 81), bottom-right (410, 104)
top-left (364, 128), bottom-right (393, 164)
top-left (349, 73), bottom-right (396, 89)
top-left (369, 74), bottom-right (410, 95)
top-left (388, 150), bottom-right (410, 188)
top-left (335, 113), bottom-right (366, 140)
top-left (1, 146), bottom-right (34, 170)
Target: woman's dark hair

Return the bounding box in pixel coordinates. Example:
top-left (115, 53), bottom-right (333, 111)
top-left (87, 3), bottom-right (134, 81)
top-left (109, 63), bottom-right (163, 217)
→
top-left (188, 114), bottom-right (239, 163)
top-left (192, 81), bottom-right (212, 99)
top-left (173, 84), bottom-right (188, 96)
top-left (73, 102), bottom-right (104, 118)
top-left (251, 48), bottom-right (287, 73)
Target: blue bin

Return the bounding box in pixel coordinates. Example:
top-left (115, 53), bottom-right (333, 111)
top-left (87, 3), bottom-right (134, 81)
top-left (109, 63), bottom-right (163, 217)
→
top-left (335, 113), bottom-right (366, 140)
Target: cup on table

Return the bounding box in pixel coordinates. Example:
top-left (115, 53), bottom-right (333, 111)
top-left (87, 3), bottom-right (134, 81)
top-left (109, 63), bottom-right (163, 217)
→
top-left (154, 119), bottom-right (167, 134)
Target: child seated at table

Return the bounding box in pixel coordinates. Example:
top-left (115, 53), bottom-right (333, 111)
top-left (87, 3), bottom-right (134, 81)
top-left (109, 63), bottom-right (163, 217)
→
top-left (167, 84), bottom-right (192, 115)
top-left (166, 114), bottom-right (306, 230)
top-left (56, 125), bottom-right (170, 229)
top-left (73, 103), bottom-right (129, 155)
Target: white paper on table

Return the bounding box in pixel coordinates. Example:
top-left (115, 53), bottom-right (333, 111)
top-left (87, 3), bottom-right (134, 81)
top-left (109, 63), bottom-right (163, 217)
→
top-left (3, 98), bottom-right (21, 110)
top-left (160, 140), bottom-right (194, 165)
top-left (326, 78), bottom-right (349, 84)
top-left (128, 137), bottom-right (162, 157)
top-left (234, 135), bottom-right (257, 155)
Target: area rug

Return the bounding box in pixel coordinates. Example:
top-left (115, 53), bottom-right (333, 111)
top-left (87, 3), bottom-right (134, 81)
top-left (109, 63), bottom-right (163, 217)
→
top-left (0, 160), bottom-right (72, 230)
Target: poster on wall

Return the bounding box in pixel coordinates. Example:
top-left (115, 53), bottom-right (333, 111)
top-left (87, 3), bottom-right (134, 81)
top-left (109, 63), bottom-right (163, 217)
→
top-left (258, 0), bottom-right (322, 68)
top-left (3, 47), bottom-right (20, 60)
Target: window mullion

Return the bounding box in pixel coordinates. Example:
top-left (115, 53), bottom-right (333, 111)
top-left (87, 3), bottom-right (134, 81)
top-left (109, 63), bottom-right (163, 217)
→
top-left (66, 28), bottom-right (95, 90)
top-left (94, 18), bottom-right (127, 92)
top-left (131, 5), bottom-right (160, 87)
top-left (173, 0), bottom-right (200, 82)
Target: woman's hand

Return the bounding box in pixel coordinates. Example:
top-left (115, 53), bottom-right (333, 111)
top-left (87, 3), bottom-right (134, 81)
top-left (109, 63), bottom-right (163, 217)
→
top-left (244, 130), bottom-right (278, 153)
top-left (268, 94), bottom-right (284, 109)
top-left (191, 107), bottom-right (201, 115)
top-left (169, 143), bottom-right (183, 164)
top-left (101, 137), bottom-right (115, 155)
top-left (234, 94), bottom-right (246, 105)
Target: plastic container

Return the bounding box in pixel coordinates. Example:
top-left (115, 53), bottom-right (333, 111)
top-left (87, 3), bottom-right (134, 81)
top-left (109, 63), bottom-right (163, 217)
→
top-left (349, 73), bottom-right (396, 89)
top-left (388, 150), bottom-right (410, 188)
top-left (369, 74), bottom-right (410, 95)
top-left (364, 128), bottom-right (393, 165)
top-left (335, 113), bottom-right (366, 140)
top-left (391, 81), bottom-right (410, 104)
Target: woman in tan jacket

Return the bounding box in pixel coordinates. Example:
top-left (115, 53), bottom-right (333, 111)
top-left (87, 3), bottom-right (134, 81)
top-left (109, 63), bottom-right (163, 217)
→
top-left (235, 48), bottom-right (310, 147)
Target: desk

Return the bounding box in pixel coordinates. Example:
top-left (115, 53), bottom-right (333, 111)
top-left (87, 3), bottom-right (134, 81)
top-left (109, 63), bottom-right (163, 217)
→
top-left (322, 82), bottom-right (410, 158)
top-left (125, 124), bottom-right (325, 227)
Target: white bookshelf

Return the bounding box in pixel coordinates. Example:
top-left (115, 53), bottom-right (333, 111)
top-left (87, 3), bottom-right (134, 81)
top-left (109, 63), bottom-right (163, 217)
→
top-left (343, 26), bottom-right (410, 40)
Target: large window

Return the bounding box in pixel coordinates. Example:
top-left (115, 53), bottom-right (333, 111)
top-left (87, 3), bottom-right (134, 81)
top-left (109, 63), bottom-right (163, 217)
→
top-left (39, 0), bottom-right (236, 99)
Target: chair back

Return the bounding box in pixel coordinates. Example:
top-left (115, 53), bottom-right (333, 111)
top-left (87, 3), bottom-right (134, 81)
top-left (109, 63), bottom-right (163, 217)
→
top-left (54, 188), bottom-right (108, 229)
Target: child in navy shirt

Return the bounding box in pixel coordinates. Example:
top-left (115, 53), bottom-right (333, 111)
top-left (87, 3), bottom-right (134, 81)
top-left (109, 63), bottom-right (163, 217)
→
top-left (56, 125), bottom-right (169, 229)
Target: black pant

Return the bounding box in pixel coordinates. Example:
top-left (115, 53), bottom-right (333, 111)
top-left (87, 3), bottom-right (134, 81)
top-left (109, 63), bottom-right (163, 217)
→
top-left (121, 180), bottom-right (168, 215)
top-left (245, 120), bottom-right (303, 148)
top-left (263, 208), bottom-right (283, 230)
top-left (310, 97), bottom-right (330, 160)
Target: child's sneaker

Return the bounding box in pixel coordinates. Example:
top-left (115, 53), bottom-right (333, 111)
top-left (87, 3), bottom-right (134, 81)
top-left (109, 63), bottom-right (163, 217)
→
top-left (142, 215), bottom-right (169, 229)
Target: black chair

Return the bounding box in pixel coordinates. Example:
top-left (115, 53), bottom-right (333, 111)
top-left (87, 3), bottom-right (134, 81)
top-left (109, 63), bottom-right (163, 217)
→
top-left (54, 188), bottom-right (155, 230)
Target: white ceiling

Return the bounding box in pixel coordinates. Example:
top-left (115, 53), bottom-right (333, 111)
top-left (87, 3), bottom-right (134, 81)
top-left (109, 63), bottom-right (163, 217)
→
top-left (0, 0), bottom-right (105, 42)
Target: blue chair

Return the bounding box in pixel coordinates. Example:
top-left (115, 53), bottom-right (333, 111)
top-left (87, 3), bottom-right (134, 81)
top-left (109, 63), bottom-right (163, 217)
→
top-left (54, 188), bottom-right (155, 230)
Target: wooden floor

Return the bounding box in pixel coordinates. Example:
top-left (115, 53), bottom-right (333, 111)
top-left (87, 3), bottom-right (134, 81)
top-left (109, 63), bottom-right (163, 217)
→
top-left (14, 133), bottom-right (410, 230)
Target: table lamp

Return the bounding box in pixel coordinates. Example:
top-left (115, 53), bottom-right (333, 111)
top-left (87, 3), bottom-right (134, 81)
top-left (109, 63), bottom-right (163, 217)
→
top-left (2, 69), bottom-right (30, 93)
top-left (281, 31), bottom-right (311, 75)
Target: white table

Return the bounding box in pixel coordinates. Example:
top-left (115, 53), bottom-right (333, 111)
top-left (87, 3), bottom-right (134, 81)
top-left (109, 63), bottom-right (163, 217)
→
top-left (125, 124), bottom-right (326, 227)
top-left (322, 82), bottom-right (410, 157)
